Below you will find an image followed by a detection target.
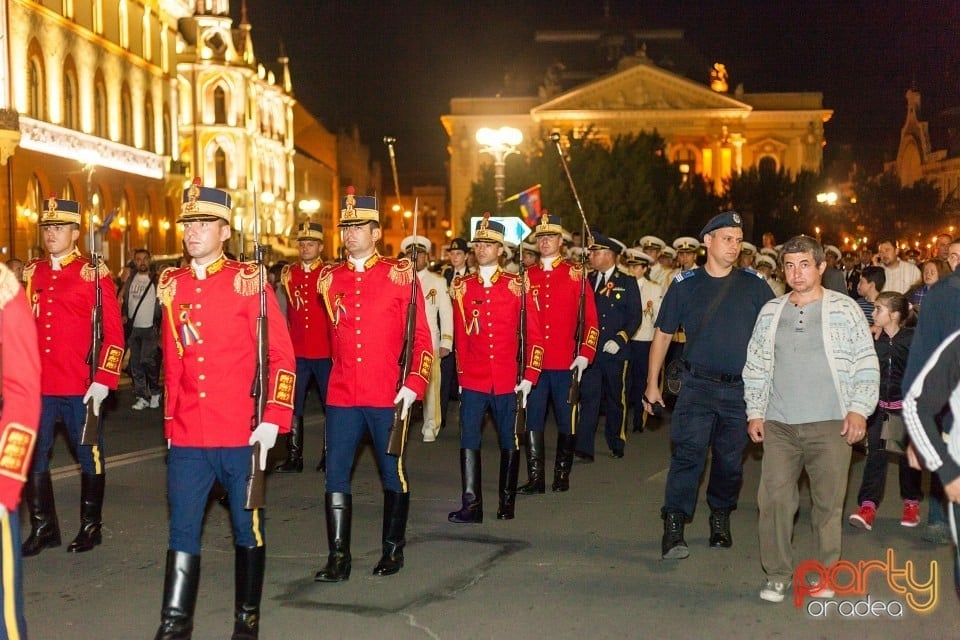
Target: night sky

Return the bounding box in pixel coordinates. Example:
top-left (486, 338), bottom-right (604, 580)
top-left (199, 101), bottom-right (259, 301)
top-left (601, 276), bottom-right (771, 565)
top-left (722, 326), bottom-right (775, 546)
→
top-left (233, 1), bottom-right (960, 188)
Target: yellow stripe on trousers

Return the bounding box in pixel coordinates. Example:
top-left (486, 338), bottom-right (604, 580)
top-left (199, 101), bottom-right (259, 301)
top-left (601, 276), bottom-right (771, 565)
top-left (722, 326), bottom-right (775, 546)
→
top-left (0, 512), bottom-right (21, 640)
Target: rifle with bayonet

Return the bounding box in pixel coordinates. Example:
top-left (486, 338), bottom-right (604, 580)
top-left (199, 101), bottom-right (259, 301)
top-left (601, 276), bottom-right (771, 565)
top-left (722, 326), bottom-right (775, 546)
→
top-left (386, 198), bottom-right (419, 457)
top-left (80, 206), bottom-right (104, 446)
top-left (514, 253), bottom-right (528, 436)
top-left (245, 190), bottom-right (268, 510)
top-left (550, 132), bottom-right (594, 407)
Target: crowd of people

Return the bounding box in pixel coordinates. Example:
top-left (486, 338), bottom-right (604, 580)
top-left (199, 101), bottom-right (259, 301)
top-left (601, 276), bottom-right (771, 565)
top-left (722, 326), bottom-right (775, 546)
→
top-left (5, 183), bottom-right (960, 636)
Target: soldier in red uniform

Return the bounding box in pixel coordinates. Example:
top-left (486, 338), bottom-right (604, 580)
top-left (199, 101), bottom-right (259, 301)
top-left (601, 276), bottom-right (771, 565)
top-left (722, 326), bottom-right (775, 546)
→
top-left (21, 197), bottom-right (124, 556)
top-left (275, 222), bottom-right (332, 473)
top-left (0, 261), bottom-right (41, 638)
top-left (520, 214), bottom-right (599, 493)
top-left (448, 217), bottom-right (544, 523)
top-left (314, 190), bottom-right (433, 582)
top-left (153, 180), bottom-right (296, 640)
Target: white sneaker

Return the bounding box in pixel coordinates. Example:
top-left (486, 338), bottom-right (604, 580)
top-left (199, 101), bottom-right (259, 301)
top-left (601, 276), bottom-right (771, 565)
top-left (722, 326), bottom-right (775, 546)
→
top-left (759, 579), bottom-right (789, 603)
top-left (149, 394), bottom-right (161, 409)
top-left (132, 398), bottom-right (149, 410)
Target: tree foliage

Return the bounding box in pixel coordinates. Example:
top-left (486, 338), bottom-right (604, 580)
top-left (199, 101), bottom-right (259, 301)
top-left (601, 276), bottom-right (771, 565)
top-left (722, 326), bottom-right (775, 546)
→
top-left (464, 131), bottom-right (720, 244)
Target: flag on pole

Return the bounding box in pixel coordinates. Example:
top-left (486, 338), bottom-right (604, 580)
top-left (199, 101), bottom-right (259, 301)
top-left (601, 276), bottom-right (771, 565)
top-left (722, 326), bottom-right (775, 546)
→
top-left (504, 184), bottom-right (542, 227)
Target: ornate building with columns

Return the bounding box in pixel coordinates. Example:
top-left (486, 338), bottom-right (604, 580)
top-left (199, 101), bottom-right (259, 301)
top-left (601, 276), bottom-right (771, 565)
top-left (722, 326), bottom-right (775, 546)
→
top-left (0, 0), bottom-right (355, 270)
top-left (443, 48), bottom-right (832, 238)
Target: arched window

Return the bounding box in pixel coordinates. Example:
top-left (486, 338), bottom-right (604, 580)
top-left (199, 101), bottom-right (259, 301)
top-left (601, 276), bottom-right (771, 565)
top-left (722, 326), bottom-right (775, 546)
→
top-left (144, 94), bottom-right (154, 152)
top-left (121, 83), bottom-right (133, 145)
top-left (27, 51), bottom-right (45, 120)
top-left (94, 74), bottom-right (107, 138)
top-left (214, 146), bottom-right (227, 188)
top-left (213, 85), bottom-right (227, 124)
top-left (758, 155), bottom-right (778, 175)
top-left (63, 61), bottom-right (78, 129)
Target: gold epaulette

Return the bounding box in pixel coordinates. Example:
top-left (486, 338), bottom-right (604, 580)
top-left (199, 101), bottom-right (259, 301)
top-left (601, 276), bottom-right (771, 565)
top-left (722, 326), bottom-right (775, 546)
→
top-left (507, 272), bottom-right (524, 297)
top-left (233, 262), bottom-right (265, 297)
top-left (280, 264), bottom-right (292, 287)
top-left (0, 262), bottom-right (21, 309)
top-left (80, 261), bottom-right (111, 282)
top-left (387, 258), bottom-right (415, 287)
top-left (157, 266), bottom-right (179, 306)
top-left (569, 262), bottom-right (584, 282)
top-left (21, 260), bottom-right (38, 282)
top-left (317, 265), bottom-right (336, 321)
top-left (450, 275), bottom-right (466, 303)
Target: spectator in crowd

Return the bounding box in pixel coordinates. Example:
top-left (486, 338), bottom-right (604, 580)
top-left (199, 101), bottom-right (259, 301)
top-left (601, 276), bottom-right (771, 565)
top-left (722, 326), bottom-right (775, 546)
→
top-left (855, 266), bottom-right (885, 322)
top-left (877, 239), bottom-right (921, 294)
top-left (907, 259), bottom-right (951, 312)
top-left (744, 235), bottom-right (878, 603)
top-left (6, 257), bottom-right (23, 282)
top-left (822, 245), bottom-right (848, 294)
top-left (848, 292), bottom-right (923, 531)
top-left (935, 233), bottom-right (952, 262)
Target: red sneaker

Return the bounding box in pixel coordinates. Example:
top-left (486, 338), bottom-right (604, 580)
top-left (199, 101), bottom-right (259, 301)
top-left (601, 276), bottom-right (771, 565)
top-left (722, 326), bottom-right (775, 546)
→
top-left (849, 504), bottom-right (876, 530)
top-left (901, 501), bottom-right (920, 527)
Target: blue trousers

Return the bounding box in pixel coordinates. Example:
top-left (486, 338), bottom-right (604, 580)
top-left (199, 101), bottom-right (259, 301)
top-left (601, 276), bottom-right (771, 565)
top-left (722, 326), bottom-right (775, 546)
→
top-left (576, 358), bottom-right (629, 456)
top-left (526, 369), bottom-right (577, 435)
top-left (662, 373), bottom-right (749, 518)
top-left (294, 357), bottom-right (331, 416)
top-left (33, 396), bottom-right (104, 475)
top-left (167, 446), bottom-right (263, 555)
top-left (324, 406), bottom-right (407, 494)
top-left (458, 389), bottom-right (518, 450)
top-left (439, 352), bottom-right (458, 427)
top-left (0, 509), bottom-right (26, 639)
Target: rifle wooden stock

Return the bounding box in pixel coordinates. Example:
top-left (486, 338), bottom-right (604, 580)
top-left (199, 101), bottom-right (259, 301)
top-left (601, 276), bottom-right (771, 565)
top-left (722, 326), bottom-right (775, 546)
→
top-left (244, 268), bottom-right (269, 510)
top-left (80, 265), bottom-right (103, 446)
top-left (387, 302), bottom-right (417, 457)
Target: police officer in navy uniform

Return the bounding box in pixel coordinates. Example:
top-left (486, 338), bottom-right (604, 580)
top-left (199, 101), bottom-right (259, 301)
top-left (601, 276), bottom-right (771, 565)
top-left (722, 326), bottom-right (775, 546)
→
top-left (644, 212), bottom-right (774, 560)
top-left (575, 233), bottom-right (641, 460)
top-left (154, 179), bottom-right (296, 639)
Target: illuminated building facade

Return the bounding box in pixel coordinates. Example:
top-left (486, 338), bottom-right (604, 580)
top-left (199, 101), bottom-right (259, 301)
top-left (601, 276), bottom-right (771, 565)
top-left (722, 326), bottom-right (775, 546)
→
top-left (442, 39), bottom-right (832, 238)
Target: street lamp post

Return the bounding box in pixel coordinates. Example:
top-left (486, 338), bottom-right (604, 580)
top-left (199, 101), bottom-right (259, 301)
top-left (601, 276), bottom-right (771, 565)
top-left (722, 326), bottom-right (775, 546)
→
top-left (476, 126), bottom-right (523, 213)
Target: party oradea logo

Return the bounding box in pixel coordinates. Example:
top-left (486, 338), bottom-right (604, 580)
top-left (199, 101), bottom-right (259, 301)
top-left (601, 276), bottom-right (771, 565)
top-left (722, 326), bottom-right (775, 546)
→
top-left (794, 548), bottom-right (938, 618)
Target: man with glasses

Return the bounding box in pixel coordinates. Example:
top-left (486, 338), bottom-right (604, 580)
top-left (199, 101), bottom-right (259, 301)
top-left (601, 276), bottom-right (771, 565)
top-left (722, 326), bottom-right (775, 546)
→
top-left (21, 197), bottom-right (124, 558)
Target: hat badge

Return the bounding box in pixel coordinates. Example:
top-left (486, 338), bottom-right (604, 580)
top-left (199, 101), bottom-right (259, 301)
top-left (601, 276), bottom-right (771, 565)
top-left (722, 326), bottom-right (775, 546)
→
top-left (479, 213), bottom-right (490, 231)
top-left (343, 187), bottom-right (356, 220)
top-left (46, 194), bottom-right (58, 212)
top-left (732, 213), bottom-right (741, 224)
top-left (185, 177), bottom-right (201, 213)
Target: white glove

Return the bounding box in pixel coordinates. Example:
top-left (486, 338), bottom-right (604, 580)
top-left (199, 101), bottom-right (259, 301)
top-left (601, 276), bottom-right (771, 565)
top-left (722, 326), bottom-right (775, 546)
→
top-left (569, 356), bottom-right (589, 382)
top-left (249, 422), bottom-right (280, 470)
top-left (393, 386), bottom-right (417, 420)
top-left (514, 380), bottom-right (533, 408)
top-left (83, 382), bottom-right (110, 417)
top-left (602, 340), bottom-right (621, 355)
top-left (0, 504), bottom-right (7, 516)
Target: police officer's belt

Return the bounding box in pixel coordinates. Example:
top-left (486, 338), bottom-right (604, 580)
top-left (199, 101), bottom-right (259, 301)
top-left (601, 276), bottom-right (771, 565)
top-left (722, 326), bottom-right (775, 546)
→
top-left (683, 361), bottom-right (742, 383)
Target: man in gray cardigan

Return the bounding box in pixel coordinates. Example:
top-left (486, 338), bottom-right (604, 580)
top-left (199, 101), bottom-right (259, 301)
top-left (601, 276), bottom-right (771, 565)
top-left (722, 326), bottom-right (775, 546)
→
top-left (743, 235), bottom-right (879, 605)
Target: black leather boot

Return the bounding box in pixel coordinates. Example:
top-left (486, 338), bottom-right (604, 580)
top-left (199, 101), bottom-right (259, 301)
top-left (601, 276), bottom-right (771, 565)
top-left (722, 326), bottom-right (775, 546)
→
top-left (496, 448), bottom-right (520, 520)
top-left (551, 433), bottom-right (575, 492)
top-left (517, 431), bottom-right (545, 495)
top-left (708, 508), bottom-right (733, 548)
top-left (448, 449), bottom-right (482, 523)
top-left (314, 493), bottom-right (352, 582)
top-left (662, 511), bottom-right (689, 559)
top-left (67, 473), bottom-right (104, 553)
top-left (231, 546), bottom-right (265, 639)
top-left (373, 491), bottom-right (409, 576)
top-left (22, 471), bottom-right (61, 557)
top-left (274, 416), bottom-right (303, 473)
top-left (154, 550), bottom-right (201, 640)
